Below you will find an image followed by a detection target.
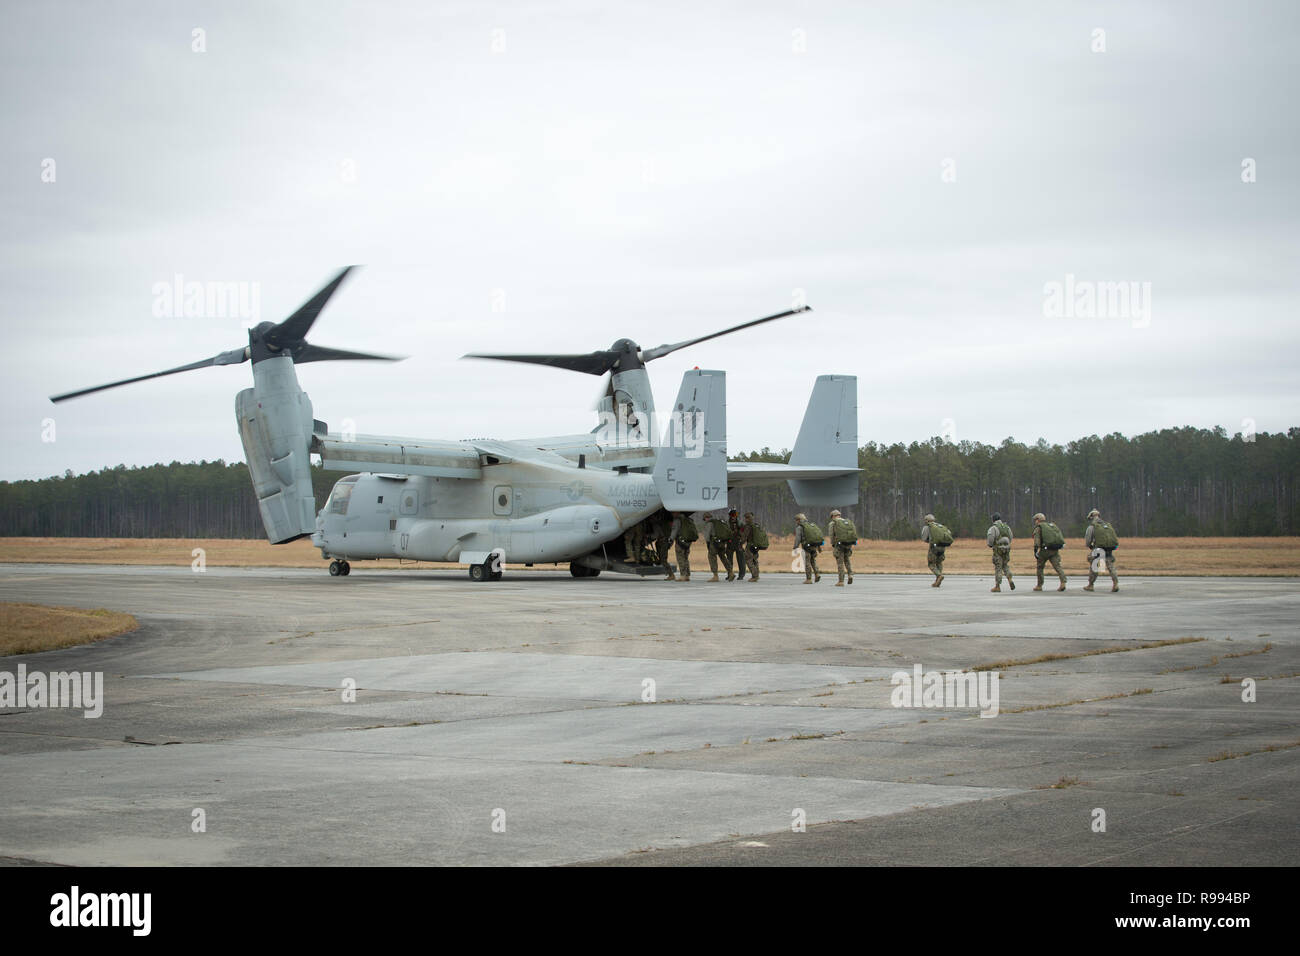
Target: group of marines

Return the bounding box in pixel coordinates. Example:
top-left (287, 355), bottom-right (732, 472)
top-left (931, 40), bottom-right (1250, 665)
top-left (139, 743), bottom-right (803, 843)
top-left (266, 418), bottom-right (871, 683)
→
top-left (921, 509), bottom-right (1122, 592)
top-left (623, 505), bottom-right (1122, 592)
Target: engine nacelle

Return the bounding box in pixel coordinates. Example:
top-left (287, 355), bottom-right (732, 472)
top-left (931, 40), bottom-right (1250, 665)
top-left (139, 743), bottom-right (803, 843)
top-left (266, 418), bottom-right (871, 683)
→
top-left (236, 355), bottom-right (317, 543)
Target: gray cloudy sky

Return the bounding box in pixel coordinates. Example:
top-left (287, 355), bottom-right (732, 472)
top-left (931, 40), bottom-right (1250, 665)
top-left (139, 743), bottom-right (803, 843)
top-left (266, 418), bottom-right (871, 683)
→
top-left (3, 0), bottom-right (1297, 481)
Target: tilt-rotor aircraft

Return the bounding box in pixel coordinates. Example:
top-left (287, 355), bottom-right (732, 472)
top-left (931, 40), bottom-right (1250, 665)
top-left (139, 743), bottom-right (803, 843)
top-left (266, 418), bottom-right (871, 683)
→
top-left (52, 268), bottom-right (859, 581)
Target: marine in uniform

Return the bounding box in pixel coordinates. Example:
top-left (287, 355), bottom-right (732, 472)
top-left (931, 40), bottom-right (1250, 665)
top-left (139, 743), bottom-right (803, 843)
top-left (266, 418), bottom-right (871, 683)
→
top-left (986, 511), bottom-right (1015, 592)
top-left (828, 509), bottom-right (854, 586)
top-left (727, 509), bottom-right (746, 582)
top-left (921, 514), bottom-right (945, 587)
top-left (1031, 512), bottom-right (1067, 591)
top-left (742, 512), bottom-right (761, 582)
top-left (1083, 508), bottom-right (1120, 592)
top-left (794, 513), bottom-right (821, 583)
top-left (669, 511), bottom-right (695, 582)
top-left (703, 511), bottom-right (734, 581)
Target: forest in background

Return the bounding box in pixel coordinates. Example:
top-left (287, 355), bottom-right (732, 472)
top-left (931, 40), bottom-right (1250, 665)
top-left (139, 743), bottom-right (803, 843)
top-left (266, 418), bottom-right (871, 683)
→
top-left (1, 426), bottom-right (1293, 540)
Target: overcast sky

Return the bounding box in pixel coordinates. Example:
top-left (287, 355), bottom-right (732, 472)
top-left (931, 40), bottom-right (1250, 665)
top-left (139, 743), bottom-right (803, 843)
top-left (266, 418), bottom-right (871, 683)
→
top-left (3, 0), bottom-right (1297, 481)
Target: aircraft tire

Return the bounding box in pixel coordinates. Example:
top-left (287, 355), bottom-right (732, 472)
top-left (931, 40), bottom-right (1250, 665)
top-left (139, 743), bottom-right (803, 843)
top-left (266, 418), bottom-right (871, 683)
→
top-left (329, 560), bottom-right (342, 576)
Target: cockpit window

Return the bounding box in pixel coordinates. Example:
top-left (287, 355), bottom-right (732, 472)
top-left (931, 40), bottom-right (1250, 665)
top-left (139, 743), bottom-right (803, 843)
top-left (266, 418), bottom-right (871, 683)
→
top-left (327, 482), bottom-right (354, 515)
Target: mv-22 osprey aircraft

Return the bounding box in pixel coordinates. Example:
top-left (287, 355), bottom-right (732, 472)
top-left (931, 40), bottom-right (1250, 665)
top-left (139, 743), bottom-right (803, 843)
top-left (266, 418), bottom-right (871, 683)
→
top-left (52, 267), bottom-right (859, 581)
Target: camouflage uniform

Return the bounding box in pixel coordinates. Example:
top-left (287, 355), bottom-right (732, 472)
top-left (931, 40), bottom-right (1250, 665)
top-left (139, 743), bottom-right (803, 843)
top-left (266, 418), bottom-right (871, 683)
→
top-left (670, 512), bottom-right (692, 581)
top-left (1031, 515), bottom-right (1067, 590)
top-left (727, 511), bottom-right (746, 582)
top-left (986, 515), bottom-right (1014, 591)
top-left (829, 511), bottom-right (854, 585)
top-left (742, 513), bottom-right (761, 581)
top-left (651, 510), bottom-right (672, 566)
top-left (704, 514), bottom-right (734, 581)
top-left (1084, 512), bottom-right (1119, 591)
top-left (921, 515), bottom-right (945, 586)
top-left (623, 520), bottom-right (645, 563)
top-left (795, 514), bottom-right (821, 583)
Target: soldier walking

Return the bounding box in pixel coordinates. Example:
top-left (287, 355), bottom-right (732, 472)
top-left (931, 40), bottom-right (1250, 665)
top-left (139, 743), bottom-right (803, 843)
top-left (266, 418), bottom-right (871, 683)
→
top-left (921, 514), bottom-right (952, 587)
top-left (828, 509), bottom-right (856, 586)
top-left (741, 512), bottom-right (765, 582)
top-left (794, 513), bottom-right (823, 583)
top-left (669, 511), bottom-right (698, 582)
top-left (1031, 513), bottom-right (1067, 591)
top-left (703, 511), bottom-right (734, 581)
top-left (986, 512), bottom-right (1015, 592)
top-left (1084, 508), bottom-right (1120, 592)
top-left (727, 509), bottom-right (746, 582)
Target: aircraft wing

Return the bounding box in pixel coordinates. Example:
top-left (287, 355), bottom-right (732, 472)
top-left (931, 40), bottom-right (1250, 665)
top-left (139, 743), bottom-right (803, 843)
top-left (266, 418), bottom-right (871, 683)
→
top-left (726, 462), bottom-right (859, 490)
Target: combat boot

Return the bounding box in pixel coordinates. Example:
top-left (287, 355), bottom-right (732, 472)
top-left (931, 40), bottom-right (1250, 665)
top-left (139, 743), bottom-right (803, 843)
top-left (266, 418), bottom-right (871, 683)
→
top-left (931, 579), bottom-right (940, 588)
top-left (1032, 585), bottom-right (1043, 591)
top-left (936, 574), bottom-right (944, 587)
top-left (1083, 584), bottom-right (1094, 591)
top-left (1111, 584), bottom-right (1119, 592)
top-left (814, 572), bottom-right (821, 582)
top-left (835, 581), bottom-right (844, 587)
top-left (991, 585), bottom-right (1001, 592)
top-left (1008, 578), bottom-right (1015, 590)
top-left (708, 574), bottom-right (719, 582)
top-left (847, 575), bottom-right (853, 584)
top-left (1057, 583), bottom-right (1066, 591)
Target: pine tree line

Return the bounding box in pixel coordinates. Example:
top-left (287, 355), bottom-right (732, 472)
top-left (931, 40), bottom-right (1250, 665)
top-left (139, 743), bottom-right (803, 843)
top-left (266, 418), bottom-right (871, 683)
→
top-left (0, 426), bottom-right (1293, 539)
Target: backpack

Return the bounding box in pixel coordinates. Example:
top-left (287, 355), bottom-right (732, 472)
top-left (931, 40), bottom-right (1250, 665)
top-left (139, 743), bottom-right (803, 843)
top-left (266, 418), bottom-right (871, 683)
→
top-left (751, 524), bottom-right (769, 549)
top-left (994, 520), bottom-right (1012, 546)
top-left (831, 517), bottom-right (857, 544)
top-left (1039, 521), bottom-right (1065, 549)
top-left (1092, 519), bottom-right (1119, 549)
top-left (929, 522), bottom-right (954, 546)
top-left (709, 519), bottom-right (732, 542)
top-left (801, 521), bottom-right (824, 546)
top-left (678, 516), bottom-right (698, 543)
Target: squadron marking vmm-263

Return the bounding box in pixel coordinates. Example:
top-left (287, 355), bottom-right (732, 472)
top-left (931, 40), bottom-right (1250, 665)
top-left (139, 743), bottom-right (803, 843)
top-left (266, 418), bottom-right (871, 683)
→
top-left (52, 268), bottom-right (859, 581)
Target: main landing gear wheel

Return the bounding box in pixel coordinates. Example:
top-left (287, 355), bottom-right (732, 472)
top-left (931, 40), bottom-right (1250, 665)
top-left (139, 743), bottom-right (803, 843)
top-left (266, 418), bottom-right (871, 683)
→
top-left (340, 561), bottom-right (351, 575)
top-left (329, 560), bottom-right (342, 576)
top-left (569, 562), bottom-right (601, 578)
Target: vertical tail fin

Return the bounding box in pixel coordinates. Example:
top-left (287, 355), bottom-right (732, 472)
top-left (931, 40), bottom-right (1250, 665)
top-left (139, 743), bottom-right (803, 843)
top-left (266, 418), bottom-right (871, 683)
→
top-left (652, 369), bottom-right (728, 511)
top-left (789, 374), bottom-right (858, 506)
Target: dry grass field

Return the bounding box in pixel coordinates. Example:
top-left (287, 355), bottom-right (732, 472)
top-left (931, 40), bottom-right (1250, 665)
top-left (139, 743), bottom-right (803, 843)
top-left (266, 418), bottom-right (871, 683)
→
top-left (0, 603), bottom-right (138, 656)
top-left (0, 536), bottom-right (1296, 577)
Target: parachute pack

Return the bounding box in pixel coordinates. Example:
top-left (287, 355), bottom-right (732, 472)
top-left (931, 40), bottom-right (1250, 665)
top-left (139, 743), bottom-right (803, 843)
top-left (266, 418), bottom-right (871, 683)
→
top-left (994, 520), bottom-right (1012, 547)
top-left (801, 521), bottom-right (824, 546)
top-left (709, 519), bottom-right (732, 542)
top-left (1038, 521), bottom-right (1065, 549)
top-left (751, 524), bottom-right (769, 549)
top-left (1092, 519), bottom-right (1119, 549)
top-left (678, 516), bottom-right (698, 543)
top-left (929, 522), bottom-right (954, 547)
top-left (831, 517), bottom-right (857, 545)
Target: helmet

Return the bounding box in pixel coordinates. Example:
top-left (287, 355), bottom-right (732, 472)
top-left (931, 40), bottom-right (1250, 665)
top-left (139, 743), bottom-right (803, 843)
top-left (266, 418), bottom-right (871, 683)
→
top-left (923, 514), bottom-right (935, 522)
top-left (1033, 512), bottom-right (1046, 523)
top-left (830, 509), bottom-right (841, 517)
top-left (1088, 509), bottom-right (1101, 518)
top-left (991, 512), bottom-right (1002, 522)
top-left (795, 513), bottom-right (807, 522)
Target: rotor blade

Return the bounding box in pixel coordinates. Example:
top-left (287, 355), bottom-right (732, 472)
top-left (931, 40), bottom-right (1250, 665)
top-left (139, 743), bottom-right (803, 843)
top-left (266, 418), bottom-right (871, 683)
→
top-left (462, 351), bottom-right (618, 376)
top-left (638, 306), bottom-right (811, 363)
top-left (293, 344), bottom-right (404, 364)
top-left (272, 265), bottom-right (357, 343)
top-left (50, 348), bottom-right (249, 403)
